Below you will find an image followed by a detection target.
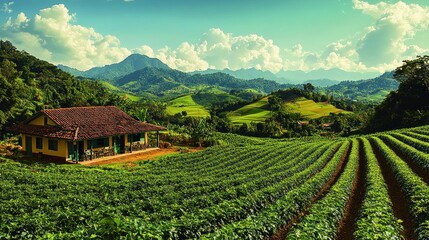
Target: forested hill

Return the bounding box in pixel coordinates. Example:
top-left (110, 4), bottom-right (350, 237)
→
top-left (327, 71), bottom-right (399, 102)
top-left (0, 41), bottom-right (117, 136)
top-left (114, 67), bottom-right (292, 97)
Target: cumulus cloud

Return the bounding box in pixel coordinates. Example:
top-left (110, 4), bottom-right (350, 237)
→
top-left (2, 2), bottom-right (429, 74)
top-left (2, 1), bottom-right (13, 13)
top-left (353, 0), bottom-right (429, 67)
top-left (134, 28), bottom-right (283, 72)
top-left (0, 4), bottom-right (131, 70)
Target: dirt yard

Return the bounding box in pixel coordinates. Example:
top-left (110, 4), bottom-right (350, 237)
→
top-left (83, 147), bottom-right (203, 166)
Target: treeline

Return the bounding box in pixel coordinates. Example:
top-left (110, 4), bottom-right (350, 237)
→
top-left (0, 41), bottom-right (121, 137)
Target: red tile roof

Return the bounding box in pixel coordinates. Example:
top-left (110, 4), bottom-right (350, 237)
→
top-left (9, 106), bottom-right (166, 140)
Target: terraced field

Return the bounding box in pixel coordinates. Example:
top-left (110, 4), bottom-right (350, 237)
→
top-left (1, 126), bottom-right (429, 239)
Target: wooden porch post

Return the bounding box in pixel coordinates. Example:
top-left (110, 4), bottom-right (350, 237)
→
top-left (90, 140), bottom-right (93, 160)
top-left (76, 141), bottom-right (80, 163)
top-left (130, 135), bottom-right (133, 153)
top-left (156, 131), bottom-right (160, 148)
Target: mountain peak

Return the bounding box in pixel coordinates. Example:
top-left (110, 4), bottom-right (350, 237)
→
top-left (59, 53), bottom-right (170, 80)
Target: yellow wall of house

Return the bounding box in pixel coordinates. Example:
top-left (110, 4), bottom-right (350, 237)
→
top-left (29, 115), bottom-right (56, 126)
top-left (22, 134), bottom-right (68, 158)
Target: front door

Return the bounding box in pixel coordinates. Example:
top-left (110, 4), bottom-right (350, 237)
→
top-left (25, 136), bottom-right (32, 156)
top-left (120, 135), bottom-right (125, 153)
top-left (68, 142), bottom-right (75, 160)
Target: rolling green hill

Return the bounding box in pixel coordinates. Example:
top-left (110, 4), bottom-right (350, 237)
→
top-left (284, 97), bottom-right (349, 119)
top-left (227, 97), bottom-right (272, 124)
top-left (166, 95), bottom-right (210, 117)
top-left (228, 95), bottom-right (348, 125)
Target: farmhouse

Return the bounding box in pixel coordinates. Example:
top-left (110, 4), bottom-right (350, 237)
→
top-left (9, 106), bottom-right (166, 162)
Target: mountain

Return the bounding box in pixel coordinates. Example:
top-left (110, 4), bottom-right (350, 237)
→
top-left (58, 53), bottom-right (170, 80)
top-left (276, 68), bottom-right (381, 82)
top-left (303, 79), bottom-right (340, 87)
top-left (113, 67), bottom-right (292, 99)
top-left (327, 71), bottom-right (399, 102)
top-left (193, 67), bottom-right (381, 84)
top-left (192, 68), bottom-right (291, 84)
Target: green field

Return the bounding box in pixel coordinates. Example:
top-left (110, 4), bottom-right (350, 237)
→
top-left (228, 96), bottom-right (347, 124)
top-left (1, 125), bottom-right (429, 239)
top-left (227, 96), bottom-right (272, 124)
top-left (166, 94), bottom-right (210, 117)
top-left (284, 97), bottom-right (349, 119)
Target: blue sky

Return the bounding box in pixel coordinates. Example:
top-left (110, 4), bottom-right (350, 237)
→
top-left (1, 0), bottom-right (429, 73)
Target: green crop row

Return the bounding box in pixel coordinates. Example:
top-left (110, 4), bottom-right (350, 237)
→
top-left (403, 131), bottom-right (429, 143)
top-left (286, 139), bottom-right (358, 239)
top-left (390, 132), bottom-right (429, 154)
top-left (202, 141), bottom-right (349, 239)
top-left (354, 138), bottom-right (402, 239)
top-left (379, 134), bottom-right (429, 174)
top-left (371, 137), bottom-right (429, 240)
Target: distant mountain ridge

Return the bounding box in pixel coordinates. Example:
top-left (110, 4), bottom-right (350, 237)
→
top-left (192, 68), bottom-right (381, 85)
top-left (327, 71), bottom-right (399, 102)
top-left (58, 54), bottom-right (170, 80)
top-left (58, 53), bottom-right (398, 102)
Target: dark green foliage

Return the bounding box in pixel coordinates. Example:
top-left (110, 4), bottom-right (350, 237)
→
top-left (0, 41), bottom-right (117, 137)
top-left (368, 56), bottom-right (429, 132)
top-left (113, 67), bottom-right (291, 98)
top-left (327, 71), bottom-right (399, 102)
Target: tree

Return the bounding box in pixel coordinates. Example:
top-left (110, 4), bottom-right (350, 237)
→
top-left (134, 108), bottom-right (148, 122)
top-left (367, 55), bottom-right (429, 131)
top-left (303, 83), bottom-right (315, 93)
top-left (187, 118), bottom-right (212, 147)
top-left (268, 95), bottom-right (282, 111)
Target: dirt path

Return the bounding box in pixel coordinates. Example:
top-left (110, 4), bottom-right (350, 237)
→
top-left (270, 143), bottom-right (351, 240)
top-left (370, 139), bottom-right (416, 240)
top-left (82, 147), bottom-right (201, 166)
top-left (336, 139), bottom-right (366, 240)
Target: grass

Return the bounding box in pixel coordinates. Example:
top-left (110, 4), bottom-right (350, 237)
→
top-left (227, 96), bottom-right (349, 124)
top-left (166, 95), bottom-right (210, 117)
top-left (284, 97), bottom-right (349, 119)
top-left (227, 97), bottom-right (272, 125)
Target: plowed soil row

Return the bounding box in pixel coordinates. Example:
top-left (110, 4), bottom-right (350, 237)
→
top-left (269, 143), bottom-right (351, 240)
top-left (336, 139), bottom-right (366, 240)
top-left (370, 139), bottom-right (416, 240)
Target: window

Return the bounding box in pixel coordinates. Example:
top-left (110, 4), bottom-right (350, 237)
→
top-left (48, 139), bottom-right (58, 151)
top-left (44, 117), bottom-right (48, 125)
top-left (36, 138), bottom-right (43, 149)
top-left (88, 137), bottom-right (109, 148)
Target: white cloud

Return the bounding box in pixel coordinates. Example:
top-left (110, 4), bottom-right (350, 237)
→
top-left (353, 0), bottom-right (429, 67)
top-left (2, 2), bottom-right (429, 74)
top-left (0, 4), bottom-right (131, 70)
top-left (135, 28), bottom-right (283, 73)
top-left (2, 1), bottom-right (13, 13)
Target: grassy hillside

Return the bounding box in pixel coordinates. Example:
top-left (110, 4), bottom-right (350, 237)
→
top-left (284, 97), bottom-right (349, 119)
top-left (227, 97), bottom-right (272, 124)
top-left (228, 95), bottom-right (348, 124)
top-left (166, 95), bottom-right (210, 117)
top-left (100, 81), bottom-right (157, 101)
top-left (192, 88), bottom-right (242, 107)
